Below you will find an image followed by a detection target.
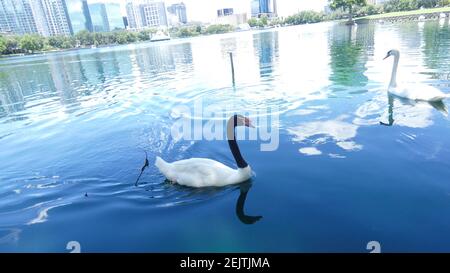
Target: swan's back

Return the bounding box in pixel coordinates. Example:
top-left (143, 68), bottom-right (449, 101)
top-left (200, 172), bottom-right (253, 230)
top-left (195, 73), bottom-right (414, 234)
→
top-left (389, 84), bottom-right (449, 102)
top-left (155, 157), bottom-right (251, 188)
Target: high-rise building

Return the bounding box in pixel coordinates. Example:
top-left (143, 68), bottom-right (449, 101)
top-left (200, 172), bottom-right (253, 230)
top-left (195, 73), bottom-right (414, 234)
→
top-left (29, 0), bottom-right (48, 35)
top-left (272, 0), bottom-right (277, 17)
top-left (122, 16), bottom-right (128, 29)
top-left (126, 0), bottom-right (168, 30)
top-left (0, 0), bottom-right (38, 34)
top-left (215, 13), bottom-right (247, 27)
top-left (215, 5), bottom-right (247, 27)
top-left (65, 0), bottom-right (93, 34)
top-left (125, 2), bottom-right (138, 29)
top-left (89, 3), bottom-right (108, 32)
top-left (251, 0), bottom-right (259, 18)
top-left (260, 0), bottom-right (269, 13)
top-left (139, 1), bottom-right (167, 27)
top-left (217, 8), bottom-right (233, 17)
top-left (30, 0), bottom-right (71, 36)
top-left (251, 0), bottom-right (277, 18)
top-left (104, 3), bottom-right (123, 30)
top-left (89, 2), bottom-right (124, 32)
top-left (167, 2), bottom-right (187, 24)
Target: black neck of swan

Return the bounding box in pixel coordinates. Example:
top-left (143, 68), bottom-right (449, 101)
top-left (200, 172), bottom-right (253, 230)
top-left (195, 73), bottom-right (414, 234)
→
top-left (227, 116), bottom-right (248, 169)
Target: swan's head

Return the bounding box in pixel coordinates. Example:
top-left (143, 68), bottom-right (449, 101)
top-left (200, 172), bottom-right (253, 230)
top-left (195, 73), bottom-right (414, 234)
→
top-left (232, 115), bottom-right (255, 128)
top-left (384, 49), bottom-right (400, 60)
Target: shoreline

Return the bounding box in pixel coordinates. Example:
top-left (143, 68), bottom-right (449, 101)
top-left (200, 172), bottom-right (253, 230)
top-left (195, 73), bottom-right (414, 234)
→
top-left (2, 7), bottom-right (450, 59)
top-left (0, 28), bottom-right (275, 59)
top-left (356, 6), bottom-right (450, 23)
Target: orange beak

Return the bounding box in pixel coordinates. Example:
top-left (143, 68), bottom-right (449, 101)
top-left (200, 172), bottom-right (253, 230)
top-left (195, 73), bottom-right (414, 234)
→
top-left (245, 118), bottom-right (255, 128)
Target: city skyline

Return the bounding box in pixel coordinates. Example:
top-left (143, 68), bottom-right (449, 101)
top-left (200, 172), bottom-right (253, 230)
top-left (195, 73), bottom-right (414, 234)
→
top-left (90, 0), bottom-right (329, 22)
top-left (1, 0), bottom-right (330, 36)
top-left (1, 0), bottom-right (127, 36)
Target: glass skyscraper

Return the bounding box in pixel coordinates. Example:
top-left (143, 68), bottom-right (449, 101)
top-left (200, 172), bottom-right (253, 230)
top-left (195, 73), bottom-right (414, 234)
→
top-left (259, 0), bottom-right (269, 14)
top-left (104, 3), bottom-right (124, 31)
top-left (251, 0), bottom-right (277, 18)
top-left (65, 0), bottom-right (93, 34)
top-left (89, 3), bottom-right (108, 32)
top-left (89, 2), bottom-right (123, 32)
top-left (125, 1), bottom-right (138, 29)
top-left (167, 2), bottom-right (187, 24)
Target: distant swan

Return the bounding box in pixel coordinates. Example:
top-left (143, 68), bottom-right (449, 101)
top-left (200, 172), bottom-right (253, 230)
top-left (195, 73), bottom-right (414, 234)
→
top-left (384, 49), bottom-right (449, 102)
top-left (155, 115), bottom-right (254, 188)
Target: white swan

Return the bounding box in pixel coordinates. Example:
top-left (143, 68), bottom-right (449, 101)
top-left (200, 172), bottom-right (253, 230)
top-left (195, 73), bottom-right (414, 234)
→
top-left (383, 49), bottom-right (449, 102)
top-left (155, 115), bottom-right (254, 188)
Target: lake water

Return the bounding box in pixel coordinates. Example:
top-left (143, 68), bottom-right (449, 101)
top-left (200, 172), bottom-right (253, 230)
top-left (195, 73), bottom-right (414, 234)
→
top-left (1, 19), bottom-right (450, 253)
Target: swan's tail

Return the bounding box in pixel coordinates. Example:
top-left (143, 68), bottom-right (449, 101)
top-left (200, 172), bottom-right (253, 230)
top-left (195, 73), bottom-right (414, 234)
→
top-left (428, 93), bottom-right (450, 102)
top-left (155, 156), bottom-right (169, 171)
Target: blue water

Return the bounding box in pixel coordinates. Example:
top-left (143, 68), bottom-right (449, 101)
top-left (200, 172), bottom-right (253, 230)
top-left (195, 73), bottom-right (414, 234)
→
top-left (1, 20), bottom-right (450, 252)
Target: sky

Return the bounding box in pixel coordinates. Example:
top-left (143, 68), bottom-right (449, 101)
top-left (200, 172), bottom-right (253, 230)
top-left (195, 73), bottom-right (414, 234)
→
top-left (93, 0), bottom-right (329, 22)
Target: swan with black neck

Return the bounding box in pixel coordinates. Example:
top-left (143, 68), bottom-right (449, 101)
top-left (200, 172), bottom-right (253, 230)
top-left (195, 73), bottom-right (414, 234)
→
top-left (155, 115), bottom-right (254, 188)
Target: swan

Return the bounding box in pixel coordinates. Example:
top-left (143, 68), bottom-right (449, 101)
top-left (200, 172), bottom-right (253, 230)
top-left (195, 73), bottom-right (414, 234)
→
top-left (155, 115), bottom-right (254, 188)
top-left (383, 49), bottom-right (449, 102)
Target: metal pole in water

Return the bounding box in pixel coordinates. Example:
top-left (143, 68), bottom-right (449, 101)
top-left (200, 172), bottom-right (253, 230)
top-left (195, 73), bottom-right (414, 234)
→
top-left (229, 52), bottom-right (235, 86)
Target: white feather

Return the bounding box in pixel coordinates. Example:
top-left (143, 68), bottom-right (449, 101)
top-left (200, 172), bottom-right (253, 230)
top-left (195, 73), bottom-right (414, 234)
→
top-left (155, 156), bottom-right (252, 188)
top-left (388, 84), bottom-right (450, 102)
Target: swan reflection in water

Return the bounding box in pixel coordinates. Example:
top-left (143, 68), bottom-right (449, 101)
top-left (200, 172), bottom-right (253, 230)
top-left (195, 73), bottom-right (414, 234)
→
top-left (235, 181), bottom-right (262, 225)
top-left (380, 93), bottom-right (448, 127)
